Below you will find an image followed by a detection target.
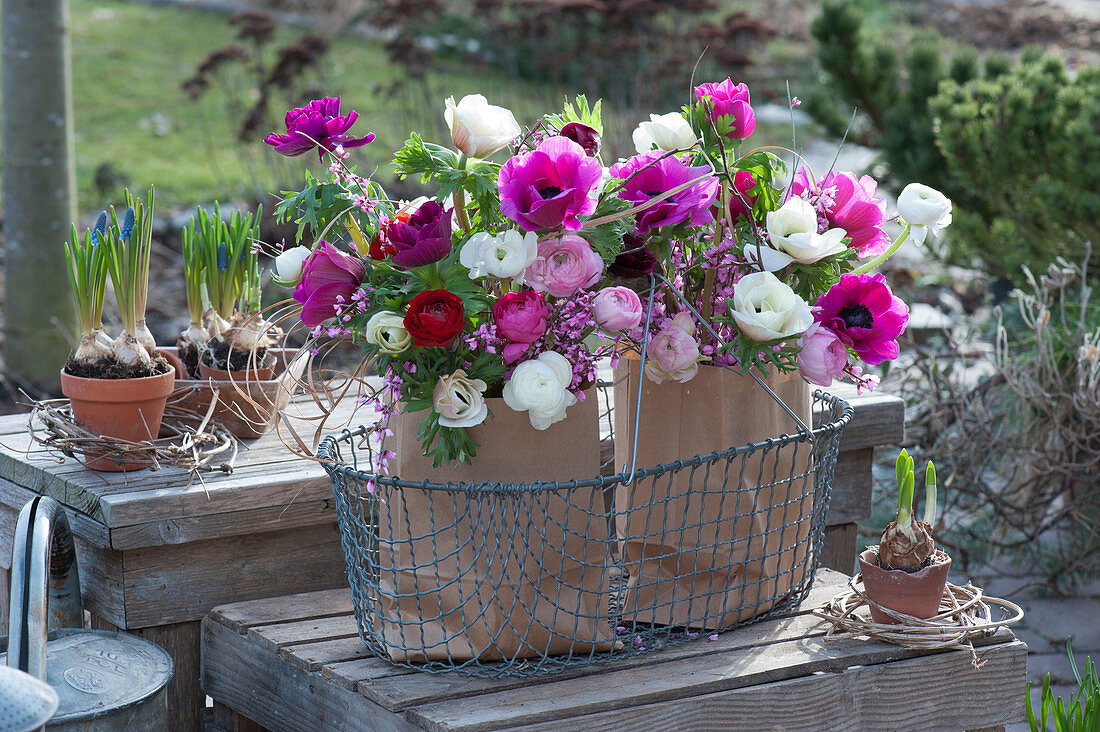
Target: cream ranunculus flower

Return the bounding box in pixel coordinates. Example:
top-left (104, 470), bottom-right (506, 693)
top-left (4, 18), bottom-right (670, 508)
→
top-left (730, 271), bottom-right (813, 343)
top-left (272, 246), bottom-right (312, 286)
top-left (897, 183), bottom-right (953, 245)
top-left (365, 311), bottom-right (413, 354)
top-left (458, 229), bottom-right (539, 282)
top-left (502, 350), bottom-right (577, 430)
top-left (631, 112), bottom-right (698, 154)
top-left (433, 369), bottom-right (489, 428)
top-left (444, 94), bottom-right (521, 159)
top-left (749, 197), bottom-right (847, 270)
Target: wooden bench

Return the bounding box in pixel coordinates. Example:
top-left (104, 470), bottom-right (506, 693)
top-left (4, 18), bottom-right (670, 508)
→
top-left (202, 568), bottom-right (1026, 731)
top-left (0, 386), bottom-right (900, 731)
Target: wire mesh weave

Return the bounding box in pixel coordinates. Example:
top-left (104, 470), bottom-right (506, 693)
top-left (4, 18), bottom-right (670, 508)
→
top-left (319, 387), bottom-right (852, 677)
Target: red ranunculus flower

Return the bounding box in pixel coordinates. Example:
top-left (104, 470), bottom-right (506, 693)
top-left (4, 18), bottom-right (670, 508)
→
top-left (403, 290), bottom-right (465, 347)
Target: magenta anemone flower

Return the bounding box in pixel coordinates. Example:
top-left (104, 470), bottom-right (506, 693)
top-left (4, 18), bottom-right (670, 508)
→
top-left (789, 168), bottom-right (889, 257)
top-left (814, 273), bottom-right (908, 365)
top-left (384, 200), bottom-right (453, 268)
top-left (264, 97), bottom-right (375, 161)
top-left (498, 136), bottom-right (603, 232)
top-left (694, 78), bottom-right (756, 140)
top-left (609, 152), bottom-right (718, 234)
top-left (294, 241), bottom-right (367, 327)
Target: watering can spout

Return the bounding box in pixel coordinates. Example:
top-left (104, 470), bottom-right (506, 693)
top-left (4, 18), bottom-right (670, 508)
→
top-left (6, 496), bottom-right (84, 680)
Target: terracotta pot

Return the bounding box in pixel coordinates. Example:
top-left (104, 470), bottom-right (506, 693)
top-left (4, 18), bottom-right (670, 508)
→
top-left (60, 367), bottom-right (175, 472)
top-left (198, 351), bottom-right (277, 381)
top-left (858, 547), bottom-right (952, 624)
top-left (166, 348), bottom-right (306, 439)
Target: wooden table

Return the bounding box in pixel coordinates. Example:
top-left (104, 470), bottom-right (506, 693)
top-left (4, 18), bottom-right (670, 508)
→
top-left (202, 568), bottom-right (1026, 731)
top-left (0, 386), bottom-right (900, 731)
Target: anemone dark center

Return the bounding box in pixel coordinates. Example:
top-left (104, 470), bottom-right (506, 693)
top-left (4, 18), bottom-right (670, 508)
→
top-left (645, 191), bottom-right (663, 198)
top-left (538, 186), bottom-right (563, 199)
top-left (838, 304), bottom-right (874, 329)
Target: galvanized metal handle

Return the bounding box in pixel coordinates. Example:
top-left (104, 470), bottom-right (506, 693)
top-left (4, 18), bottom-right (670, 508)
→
top-left (6, 497), bottom-right (84, 680)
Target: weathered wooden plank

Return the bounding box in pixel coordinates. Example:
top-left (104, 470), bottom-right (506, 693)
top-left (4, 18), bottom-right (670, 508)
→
top-left (826, 447), bottom-right (873, 524)
top-left (509, 641), bottom-right (1027, 732)
top-left (108, 498), bottom-right (338, 550)
top-left (99, 463), bottom-right (334, 527)
top-left (211, 587), bottom-right (355, 634)
top-left (247, 615), bottom-right (362, 654)
top-left (212, 701), bottom-right (271, 732)
top-left (407, 630), bottom-right (1017, 731)
top-left (119, 523), bottom-right (346, 628)
top-left (820, 386), bottom-right (904, 452)
top-left (322, 657), bottom-right (413, 691)
top-left (821, 522), bottom-right (860, 574)
top-left (202, 617), bottom-right (419, 732)
top-left (281, 636), bottom-right (376, 673)
top-left (0, 476), bottom-right (110, 547)
top-left (136, 620), bottom-right (205, 732)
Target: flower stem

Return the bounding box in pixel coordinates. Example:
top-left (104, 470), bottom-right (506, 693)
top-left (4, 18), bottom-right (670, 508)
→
top-left (453, 154), bottom-right (471, 232)
top-left (853, 225), bottom-right (910, 274)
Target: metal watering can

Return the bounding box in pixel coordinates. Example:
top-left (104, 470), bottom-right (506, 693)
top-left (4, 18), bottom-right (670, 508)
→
top-left (1, 497), bottom-right (173, 731)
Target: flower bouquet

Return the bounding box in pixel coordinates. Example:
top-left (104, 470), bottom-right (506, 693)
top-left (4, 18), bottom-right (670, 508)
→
top-left (268, 82), bottom-right (951, 661)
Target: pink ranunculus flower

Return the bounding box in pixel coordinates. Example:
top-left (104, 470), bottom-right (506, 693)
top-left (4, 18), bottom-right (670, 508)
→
top-left (644, 312), bottom-right (703, 384)
top-left (797, 321), bottom-right (850, 387)
top-left (592, 286), bottom-right (643, 332)
top-left (498, 136), bottom-right (603, 232)
top-left (789, 168), bottom-right (889, 257)
top-left (493, 290), bottom-right (550, 363)
top-left (293, 241), bottom-right (366, 327)
top-left (694, 78), bottom-right (756, 140)
top-left (815, 273), bottom-right (908, 365)
top-left (610, 151), bottom-right (719, 235)
top-left (525, 234), bottom-right (604, 298)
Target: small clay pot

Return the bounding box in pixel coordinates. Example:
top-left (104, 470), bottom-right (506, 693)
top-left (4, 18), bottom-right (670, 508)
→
top-left (60, 367), bottom-right (175, 472)
top-left (198, 352), bottom-right (277, 382)
top-left (858, 548), bottom-right (952, 624)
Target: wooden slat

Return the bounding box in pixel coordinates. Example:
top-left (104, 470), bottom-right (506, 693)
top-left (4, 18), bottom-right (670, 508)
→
top-left (358, 572), bottom-right (849, 713)
top-left (819, 386), bottom-right (904, 452)
top-left (509, 641), bottom-right (1027, 732)
top-left (247, 615), bottom-right (362, 654)
top-left (201, 617), bottom-right (418, 732)
top-left (322, 657), bottom-right (412, 691)
top-left (211, 588), bottom-right (354, 633)
top-left (281, 636), bottom-right (377, 672)
top-left (119, 523), bottom-right (346, 628)
top-left (820, 522), bottom-right (860, 574)
top-left (407, 630), bottom-right (1018, 731)
top-left (825, 447), bottom-right (873, 524)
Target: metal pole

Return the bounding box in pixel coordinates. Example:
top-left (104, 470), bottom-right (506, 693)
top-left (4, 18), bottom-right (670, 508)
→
top-left (2, 0), bottom-right (77, 394)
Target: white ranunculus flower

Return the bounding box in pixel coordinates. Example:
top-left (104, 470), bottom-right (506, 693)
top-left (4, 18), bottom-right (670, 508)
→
top-left (444, 94), bottom-right (521, 159)
top-left (750, 228), bottom-right (849, 271)
top-left (459, 229), bottom-right (539, 282)
top-left (502, 350), bottom-right (577, 430)
top-left (897, 183), bottom-right (953, 245)
top-left (433, 370), bottom-right (489, 428)
top-left (272, 246), bottom-right (312, 286)
top-left (631, 112), bottom-right (698, 154)
top-left (364, 311), bottom-right (413, 354)
top-left (766, 197), bottom-right (818, 239)
top-left (730, 271), bottom-right (813, 343)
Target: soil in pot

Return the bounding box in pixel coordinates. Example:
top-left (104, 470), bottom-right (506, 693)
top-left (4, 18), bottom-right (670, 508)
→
top-left (60, 364), bottom-right (176, 472)
top-left (63, 353), bottom-right (172, 380)
top-left (177, 342), bottom-right (201, 379)
top-left (858, 547), bottom-right (952, 624)
top-left (200, 338), bottom-right (268, 373)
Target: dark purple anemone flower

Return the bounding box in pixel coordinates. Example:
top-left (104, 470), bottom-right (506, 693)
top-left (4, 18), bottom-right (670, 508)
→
top-left (264, 97), bottom-right (374, 161)
top-left (609, 151), bottom-right (718, 235)
top-left (559, 122), bottom-right (601, 157)
top-left (814, 272), bottom-right (908, 365)
top-left (498, 136), bottom-right (603, 232)
top-left (384, 200), bottom-right (453, 268)
top-left (609, 234), bottom-right (657, 278)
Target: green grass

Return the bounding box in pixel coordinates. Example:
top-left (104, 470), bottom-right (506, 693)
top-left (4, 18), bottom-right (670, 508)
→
top-left (1, 0), bottom-right (570, 215)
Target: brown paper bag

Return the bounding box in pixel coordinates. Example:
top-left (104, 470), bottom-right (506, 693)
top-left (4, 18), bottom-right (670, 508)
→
top-left (613, 361), bottom-right (814, 629)
top-left (376, 393), bottom-right (617, 662)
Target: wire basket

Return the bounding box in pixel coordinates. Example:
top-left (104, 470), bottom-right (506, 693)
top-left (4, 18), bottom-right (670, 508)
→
top-left (319, 384), bottom-right (852, 677)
